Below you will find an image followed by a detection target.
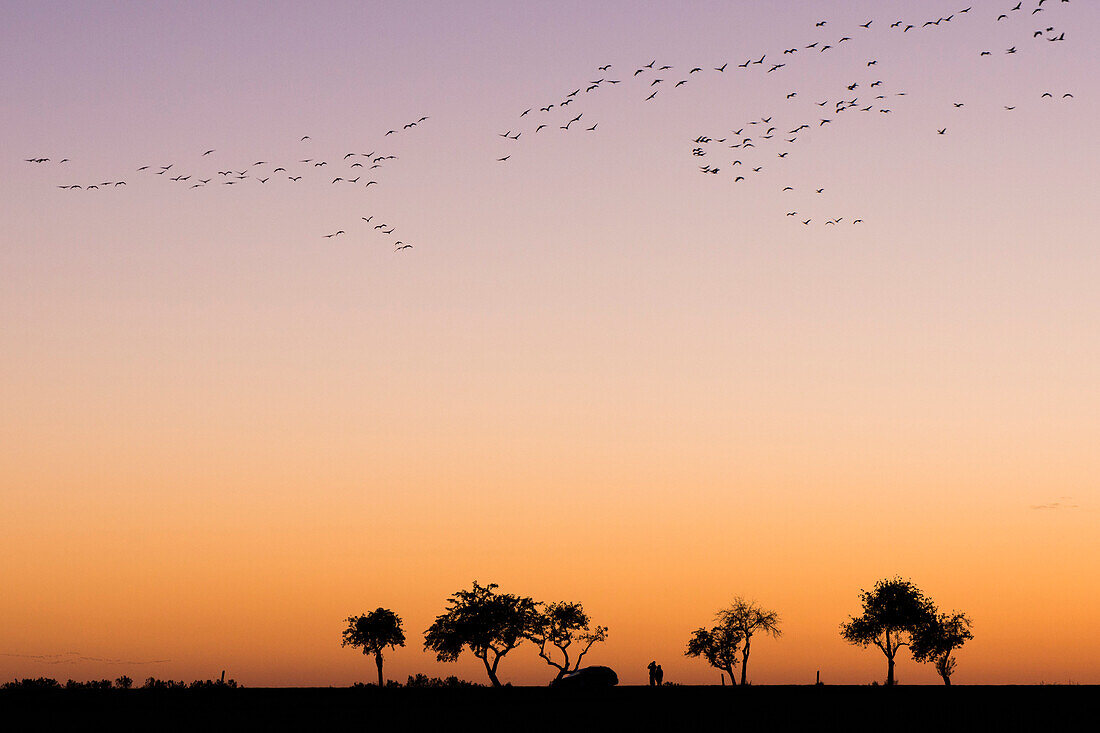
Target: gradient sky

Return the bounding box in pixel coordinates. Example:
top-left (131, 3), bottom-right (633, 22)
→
top-left (2, 0), bottom-right (1098, 686)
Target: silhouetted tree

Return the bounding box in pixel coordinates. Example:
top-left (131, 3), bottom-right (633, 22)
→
top-left (685, 620), bottom-right (743, 684)
top-left (114, 675), bottom-right (133, 690)
top-left (840, 577), bottom-right (935, 686)
top-left (911, 611), bottom-right (973, 685)
top-left (2, 678), bottom-right (61, 690)
top-left (66, 679), bottom-right (112, 690)
top-left (404, 673), bottom-right (482, 688)
top-left (142, 677), bottom-right (188, 689)
top-left (342, 608), bottom-right (406, 688)
top-left (718, 597), bottom-right (782, 685)
top-left (423, 581), bottom-right (539, 687)
top-left (525, 601), bottom-right (608, 681)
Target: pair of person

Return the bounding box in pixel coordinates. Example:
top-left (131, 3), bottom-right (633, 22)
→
top-left (647, 661), bottom-right (664, 686)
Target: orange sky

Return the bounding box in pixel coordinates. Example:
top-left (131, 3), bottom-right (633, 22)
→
top-left (3, 354), bottom-right (1097, 684)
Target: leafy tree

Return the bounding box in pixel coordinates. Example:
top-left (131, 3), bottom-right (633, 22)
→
top-left (911, 611), bottom-right (973, 685)
top-left (342, 607), bottom-right (406, 688)
top-left (840, 577), bottom-right (935, 686)
top-left (114, 675), bottom-right (133, 690)
top-left (423, 581), bottom-right (539, 687)
top-left (718, 597), bottom-right (782, 685)
top-left (685, 620), bottom-right (743, 683)
top-left (526, 601), bottom-right (608, 681)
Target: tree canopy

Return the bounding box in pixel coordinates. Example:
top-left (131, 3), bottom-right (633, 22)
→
top-left (839, 577), bottom-right (935, 686)
top-left (685, 621), bottom-right (743, 684)
top-left (525, 601), bottom-right (608, 680)
top-left (423, 581), bottom-right (539, 687)
top-left (718, 597), bottom-right (782, 685)
top-left (911, 611), bottom-right (974, 685)
top-left (342, 608), bottom-right (406, 687)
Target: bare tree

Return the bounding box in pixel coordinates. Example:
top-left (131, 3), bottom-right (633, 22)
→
top-left (718, 597), bottom-right (782, 685)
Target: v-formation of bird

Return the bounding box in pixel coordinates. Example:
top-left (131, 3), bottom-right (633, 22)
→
top-left (493, 1), bottom-right (1076, 227)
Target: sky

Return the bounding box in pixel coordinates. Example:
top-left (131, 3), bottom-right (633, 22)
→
top-left (1, 0), bottom-right (1098, 686)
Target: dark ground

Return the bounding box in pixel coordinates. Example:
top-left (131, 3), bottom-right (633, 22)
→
top-left (1, 686), bottom-right (1093, 731)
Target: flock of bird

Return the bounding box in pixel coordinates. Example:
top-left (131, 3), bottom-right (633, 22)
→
top-left (25, 116), bottom-right (430, 252)
top-left (495, 1), bottom-right (1078, 227)
top-left (24, 1), bottom-right (1080, 242)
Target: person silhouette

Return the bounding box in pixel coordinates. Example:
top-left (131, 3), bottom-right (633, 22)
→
top-left (655, 664), bottom-right (664, 686)
top-left (647, 661), bottom-right (658, 686)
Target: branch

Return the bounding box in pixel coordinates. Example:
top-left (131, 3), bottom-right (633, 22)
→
top-left (572, 638), bottom-right (598, 671)
top-left (555, 643), bottom-right (573, 673)
top-left (535, 638), bottom-right (566, 673)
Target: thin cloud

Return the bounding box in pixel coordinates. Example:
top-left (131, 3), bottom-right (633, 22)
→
top-left (1, 651), bottom-right (171, 665)
top-left (1029, 501), bottom-right (1080, 511)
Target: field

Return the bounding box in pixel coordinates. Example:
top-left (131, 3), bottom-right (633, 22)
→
top-left (2, 686), bottom-right (1092, 731)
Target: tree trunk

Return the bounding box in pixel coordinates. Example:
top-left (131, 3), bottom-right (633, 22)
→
top-left (483, 656), bottom-right (502, 687)
top-left (740, 641), bottom-right (750, 686)
top-left (375, 652), bottom-right (384, 688)
top-left (942, 674), bottom-right (952, 686)
top-left (882, 633), bottom-right (896, 686)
